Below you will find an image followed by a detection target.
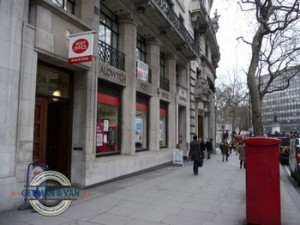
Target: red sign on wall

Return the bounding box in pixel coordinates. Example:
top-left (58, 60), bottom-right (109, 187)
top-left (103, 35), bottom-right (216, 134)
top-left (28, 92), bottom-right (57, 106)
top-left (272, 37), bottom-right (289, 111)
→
top-left (68, 31), bottom-right (94, 64)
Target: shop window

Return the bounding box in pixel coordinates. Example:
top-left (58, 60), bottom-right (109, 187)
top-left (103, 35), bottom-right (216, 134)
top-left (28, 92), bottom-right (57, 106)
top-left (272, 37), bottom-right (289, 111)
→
top-left (96, 83), bottom-right (121, 156)
top-left (160, 101), bottom-right (168, 148)
top-left (136, 95), bottom-right (149, 151)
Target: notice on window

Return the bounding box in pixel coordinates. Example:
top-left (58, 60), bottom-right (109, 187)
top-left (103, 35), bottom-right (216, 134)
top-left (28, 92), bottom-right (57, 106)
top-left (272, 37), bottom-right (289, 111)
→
top-left (103, 134), bottom-right (108, 143)
top-left (96, 133), bottom-right (103, 146)
top-left (135, 118), bottom-right (143, 143)
top-left (103, 120), bottom-right (109, 132)
top-left (159, 120), bottom-right (163, 141)
top-left (136, 60), bottom-right (149, 82)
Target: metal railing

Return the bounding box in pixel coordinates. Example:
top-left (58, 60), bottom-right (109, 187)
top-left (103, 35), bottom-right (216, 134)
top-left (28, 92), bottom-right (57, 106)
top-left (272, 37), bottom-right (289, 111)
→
top-left (160, 76), bottom-right (170, 92)
top-left (153, 0), bottom-right (198, 54)
top-left (98, 41), bottom-right (125, 71)
top-left (148, 68), bottom-right (152, 83)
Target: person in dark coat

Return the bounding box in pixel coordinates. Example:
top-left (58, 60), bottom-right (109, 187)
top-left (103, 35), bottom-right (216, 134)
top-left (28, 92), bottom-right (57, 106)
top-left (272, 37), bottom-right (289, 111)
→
top-left (205, 138), bottom-right (213, 159)
top-left (189, 135), bottom-right (203, 175)
top-left (200, 138), bottom-right (206, 158)
top-left (220, 139), bottom-right (229, 162)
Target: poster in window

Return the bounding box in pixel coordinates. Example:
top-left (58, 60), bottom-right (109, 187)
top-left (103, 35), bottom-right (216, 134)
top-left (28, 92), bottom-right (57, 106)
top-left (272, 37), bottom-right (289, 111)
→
top-left (96, 133), bottom-right (103, 146)
top-left (159, 120), bottom-right (163, 141)
top-left (103, 120), bottom-right (109, 132)
top-left (135, 118), bottom-right (143, 143)
top-left (104, 134), bottom-right (108, 143)
top-left (96, 120), bottom-right (103, 147)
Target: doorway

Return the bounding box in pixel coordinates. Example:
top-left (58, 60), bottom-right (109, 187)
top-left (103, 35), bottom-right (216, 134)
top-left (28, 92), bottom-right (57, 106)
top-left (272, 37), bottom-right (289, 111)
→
top-left (198, 115), bottom-right (204, 140)
top-left (33, 96), bottom-right (72, 178)
top-left (178, 106), bottom-right (187, 151)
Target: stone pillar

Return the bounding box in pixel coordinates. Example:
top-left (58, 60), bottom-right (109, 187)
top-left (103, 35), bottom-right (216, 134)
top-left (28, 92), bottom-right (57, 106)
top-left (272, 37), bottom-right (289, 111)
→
top-left (209, 92), bottom-right (217, 154)
top-left (166, 54), bottom-right (176, 149)
top-left (119, 15), bottom-right (137, 155)
top-left (72, 0), bottom-right (99, 187)
top-left (15, 24), bottom-right (38, 182)
top-left (189, 62), bottom-right (197, 140)
top-left (146, 37), bottom-right (160, 151)
top-left (177, 65), bottom-right (189, 152)
top-left (166, 54), bottom-right (176, 94)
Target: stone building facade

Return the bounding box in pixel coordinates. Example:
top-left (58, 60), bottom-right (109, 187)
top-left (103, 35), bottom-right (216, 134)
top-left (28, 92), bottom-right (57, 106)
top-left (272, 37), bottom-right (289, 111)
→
top-left (0, 0), bottom-right (219, 211)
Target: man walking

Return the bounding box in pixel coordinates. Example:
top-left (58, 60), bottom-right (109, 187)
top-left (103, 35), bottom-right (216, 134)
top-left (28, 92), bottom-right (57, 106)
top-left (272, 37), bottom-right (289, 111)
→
top-left (205, 138), bottom-right (213, 159)
top-left (189, 135), bottom-right (203, 175)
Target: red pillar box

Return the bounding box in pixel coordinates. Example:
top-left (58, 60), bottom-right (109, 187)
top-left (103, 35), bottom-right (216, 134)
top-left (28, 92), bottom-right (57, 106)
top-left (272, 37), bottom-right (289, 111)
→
top-left (244, 137), bottom-right (281, 225)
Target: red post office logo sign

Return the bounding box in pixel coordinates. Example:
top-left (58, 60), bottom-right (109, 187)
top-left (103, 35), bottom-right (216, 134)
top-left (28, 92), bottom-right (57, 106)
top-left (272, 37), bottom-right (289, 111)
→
top-left (68, 32), bottom-right (94, 64)
top-left (72, 39), bottom-right (89, 54)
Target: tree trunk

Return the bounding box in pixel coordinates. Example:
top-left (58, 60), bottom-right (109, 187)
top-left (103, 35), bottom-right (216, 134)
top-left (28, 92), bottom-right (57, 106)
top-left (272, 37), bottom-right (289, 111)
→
top-left (247, 25), bottom-right (265, 136)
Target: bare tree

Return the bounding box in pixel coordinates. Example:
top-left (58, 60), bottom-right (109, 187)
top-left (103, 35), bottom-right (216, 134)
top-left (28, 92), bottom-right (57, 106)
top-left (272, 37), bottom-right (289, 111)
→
top-left (216, 70), bottom-right (249, 134)
top-left (237, 0), bottom-right (300, 136)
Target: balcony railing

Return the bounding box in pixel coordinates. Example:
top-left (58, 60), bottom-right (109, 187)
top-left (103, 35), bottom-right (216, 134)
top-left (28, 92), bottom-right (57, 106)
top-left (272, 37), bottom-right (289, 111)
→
top-left (160, 76), bottom-right (170, 92)
top-left (98, 41), bottom-right (125, 71)
top-left (148, 69), bottom-right (152, 83)
top-left (153, 0), bottom-right (199, 54)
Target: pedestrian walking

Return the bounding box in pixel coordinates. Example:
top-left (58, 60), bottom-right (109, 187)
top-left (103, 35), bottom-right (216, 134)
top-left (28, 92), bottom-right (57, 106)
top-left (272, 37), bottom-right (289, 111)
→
top-left (237, 141), bottom-right (246, 169)
top-left (200, 138), bottom-right (206, 158)
top-left (220, 139), bottom-right (229, 162)
top-left (205, 138), bottom-right (213, 159)
top-left (189, 135), bottom-right (203, 175)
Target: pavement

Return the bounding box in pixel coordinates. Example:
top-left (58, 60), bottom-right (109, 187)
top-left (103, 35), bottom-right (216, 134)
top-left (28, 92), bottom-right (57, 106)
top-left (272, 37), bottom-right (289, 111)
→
top-left (1, 149), bottom-right (300, 225)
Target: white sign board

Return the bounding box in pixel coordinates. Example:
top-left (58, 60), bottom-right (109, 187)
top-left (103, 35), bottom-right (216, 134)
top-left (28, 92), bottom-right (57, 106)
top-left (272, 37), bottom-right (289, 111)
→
top-left (173, 149), bottom-right (184, 166)
top-left (68, 31), bottom-right (94, 64)
top-left (136, 60), bottom-right (149, 82)
top-left (103, 120), bottom-right (109, 132)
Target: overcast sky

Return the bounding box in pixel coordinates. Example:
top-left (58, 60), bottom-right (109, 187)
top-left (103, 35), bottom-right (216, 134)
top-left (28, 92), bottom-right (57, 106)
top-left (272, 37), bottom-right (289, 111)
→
top-left (211, 1), bottom-right (254, 83)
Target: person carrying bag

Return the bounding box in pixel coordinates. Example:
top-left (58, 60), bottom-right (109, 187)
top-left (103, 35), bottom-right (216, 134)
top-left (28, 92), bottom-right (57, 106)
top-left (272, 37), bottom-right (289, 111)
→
top-left (189, 135), bottom-right (204, 175)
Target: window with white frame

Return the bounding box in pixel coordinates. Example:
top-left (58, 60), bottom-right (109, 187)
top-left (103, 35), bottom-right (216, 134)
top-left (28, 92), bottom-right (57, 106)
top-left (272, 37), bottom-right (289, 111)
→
top-left (51, 0), bottom-right (75, 14)
top-left (99, 4), bottom-right (119, 49)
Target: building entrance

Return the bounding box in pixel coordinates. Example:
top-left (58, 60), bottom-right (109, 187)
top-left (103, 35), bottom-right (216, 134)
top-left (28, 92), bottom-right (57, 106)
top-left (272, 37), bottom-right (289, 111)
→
top-left (33, 96), bottom-right (72, 178)
top-left (33, 64), bottom-right (73, 178)
top-left (178, 106), bottom-right (187, 151)
top-left (198, 115), bottom-right (204, 140)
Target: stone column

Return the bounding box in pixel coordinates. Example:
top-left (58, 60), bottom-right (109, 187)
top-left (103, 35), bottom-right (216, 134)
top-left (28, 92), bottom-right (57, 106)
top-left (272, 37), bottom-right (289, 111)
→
top-left (72, 0), bottom-right (99, 187)
top-left (177, 65), bottom-right (189, 152)
top-left (146, 37), bottom-right (160, 151)
top-left (189, 62), bottom-right (197, 139)
top-left (209, 92), bottom-right (217, 153)
top-left (119, 15), bottom-right (137, 155)
top-left (15, 24), bottom-right (38, 182)
top-left (166, 54), bottom-right (176, 149)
